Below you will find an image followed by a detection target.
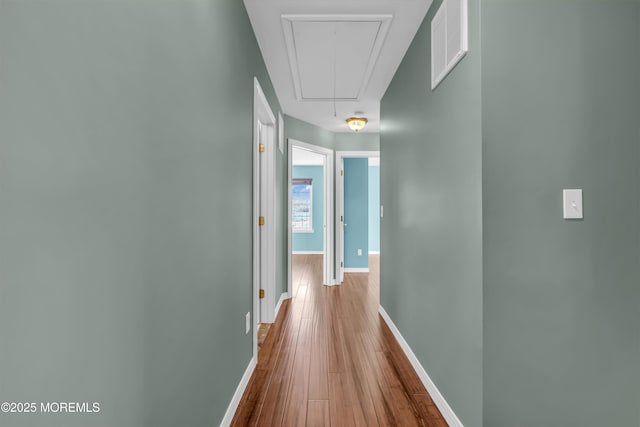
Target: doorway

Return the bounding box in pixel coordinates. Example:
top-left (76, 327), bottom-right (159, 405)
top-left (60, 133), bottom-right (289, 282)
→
top-left (287, 139), bottom-right (334, 295)
top-left (335, 151), bottom-right (380, 284)
top-left (252, 77), bottom-right (276, 362)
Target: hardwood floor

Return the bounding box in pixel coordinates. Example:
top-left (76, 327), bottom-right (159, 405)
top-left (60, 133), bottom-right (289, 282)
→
top-left (231, 254), bottom-right (448, 427)
top-left (258, 323), bottom-right (271, 349)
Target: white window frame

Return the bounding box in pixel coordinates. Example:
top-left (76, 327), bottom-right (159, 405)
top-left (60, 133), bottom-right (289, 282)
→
top-left (292, 178), bottom-right (314, 233)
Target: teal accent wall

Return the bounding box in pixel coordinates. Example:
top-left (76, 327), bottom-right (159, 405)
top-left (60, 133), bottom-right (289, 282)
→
top-left (482, 1), bottom-right (640, 426)
top-left (380, 0), bottom-right (483, 425)
top-left (292, 166), bottom-right (324, 252)
top-left (0, 1), bottom-right (281, 426)
top-left (343, 158), bottom-right (369, 269)
top-left (368, 166), bottom-right (380, 253)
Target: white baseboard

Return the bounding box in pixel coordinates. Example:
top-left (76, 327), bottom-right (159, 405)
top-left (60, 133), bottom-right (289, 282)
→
top-left (219, 356), bottom-right (257, 427)
top-left (368, 251), bottom-right (380, 255)
top-left (292, 251), bottom-right (323, 254)
top-left (275, 291), bottom-right (290, 318)
top-left (378, 305), bottom-right (464, 427)
top-left (343, 267), bottom-right (369, 273)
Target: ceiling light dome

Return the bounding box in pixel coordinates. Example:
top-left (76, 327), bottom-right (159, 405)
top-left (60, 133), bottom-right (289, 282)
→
top-left (346, 116), bottom-right (368, 132)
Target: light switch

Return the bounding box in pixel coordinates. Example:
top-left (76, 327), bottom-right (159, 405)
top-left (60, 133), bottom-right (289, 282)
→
top-left (563, 189), bottom-right (583, 219)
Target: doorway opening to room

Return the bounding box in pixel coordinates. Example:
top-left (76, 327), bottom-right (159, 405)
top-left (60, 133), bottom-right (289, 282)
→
top-left (287, 140), bottom-right (335, 302)
top-left (336, 151), bottom-right (381, 291)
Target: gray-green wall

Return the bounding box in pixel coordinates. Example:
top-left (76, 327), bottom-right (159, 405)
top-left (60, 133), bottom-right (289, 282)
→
top-left (382, 0), bottom-right (640, 426)
top-left (276, 115), bottom-right (288, 301)
top-left (379, 0), bottom-right (484, 425)
top-left (334, 131), bottom-right (380, 152)
top-left (285, 116), bottom-right (336, 151)
top-left (284, 115), bottom-right (380, 152)
top-left (0, 1), bottom-right (281, 426)
top-left (482, 1), bottom-right (640, 426)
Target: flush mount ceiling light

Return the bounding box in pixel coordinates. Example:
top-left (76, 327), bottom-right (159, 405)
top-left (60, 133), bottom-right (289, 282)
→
top-left (346, 115), bottom-right (368, 132)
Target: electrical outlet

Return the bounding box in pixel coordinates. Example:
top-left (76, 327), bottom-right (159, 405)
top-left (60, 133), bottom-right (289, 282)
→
top-left (358, 249), bottom-right (362, 256)
top-left (245, 312), bottom-right (251, 335)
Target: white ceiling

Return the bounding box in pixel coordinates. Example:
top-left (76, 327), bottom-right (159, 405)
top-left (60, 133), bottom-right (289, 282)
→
top-left (244, 0), bottom-right (433, 133)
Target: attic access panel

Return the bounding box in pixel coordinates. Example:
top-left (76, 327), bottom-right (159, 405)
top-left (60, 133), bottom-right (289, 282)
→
top-left (282, 14), bottom-right (392, 101)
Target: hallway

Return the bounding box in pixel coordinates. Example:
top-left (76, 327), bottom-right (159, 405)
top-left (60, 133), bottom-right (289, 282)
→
top-left (231, 255), bottom-right (448, 426)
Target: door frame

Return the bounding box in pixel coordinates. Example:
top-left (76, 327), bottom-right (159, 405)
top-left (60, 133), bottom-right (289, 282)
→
top-left (252, 77), bottom-right (276, 361)
top-left (335, 150), bottom-right (380, 284)
top-left (288, 139), bottom-right (335, 289)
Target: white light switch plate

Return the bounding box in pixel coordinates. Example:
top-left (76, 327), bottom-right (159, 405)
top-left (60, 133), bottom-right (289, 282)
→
top-left (563, 189), bottom-right (583, 219)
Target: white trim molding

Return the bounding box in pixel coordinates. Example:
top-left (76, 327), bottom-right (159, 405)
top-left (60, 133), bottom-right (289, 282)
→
top-left (343, 267), bottom-right (370, 273)
top-left (378, 305), bottom-right (464, 427)
top-left (274, 292), bottom-right (290, 319)
top-left (292, 251), bottom-right (324, 255)
top-left (219, 356), bottom-right (257, 427)
top-left (368, 251), bottom-right (380, 255)
top-left (278, 112), bottom-right (284, 154)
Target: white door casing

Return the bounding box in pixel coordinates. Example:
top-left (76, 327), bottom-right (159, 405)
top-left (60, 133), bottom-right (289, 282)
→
top-left (288, 139), bottom-right (335, 287)
top-left (335, 150), bottom-right (380, 283)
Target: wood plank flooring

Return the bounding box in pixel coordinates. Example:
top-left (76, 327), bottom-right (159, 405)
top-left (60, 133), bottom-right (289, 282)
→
top-left (231, 254), bottom-right (448, 427)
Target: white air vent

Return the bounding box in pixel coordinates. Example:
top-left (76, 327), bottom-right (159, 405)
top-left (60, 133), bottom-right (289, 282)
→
top-left (431, 0), bottom-right (468, 90)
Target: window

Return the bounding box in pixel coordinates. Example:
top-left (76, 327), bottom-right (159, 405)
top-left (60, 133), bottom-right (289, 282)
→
top-left (292, 178), bottom-right (313, 233)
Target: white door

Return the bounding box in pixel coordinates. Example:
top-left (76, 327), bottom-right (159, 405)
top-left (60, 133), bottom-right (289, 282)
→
top-left (258, 121), bottom-right (268, 325)
top-left (252, 77), bottom-right (276, 360)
